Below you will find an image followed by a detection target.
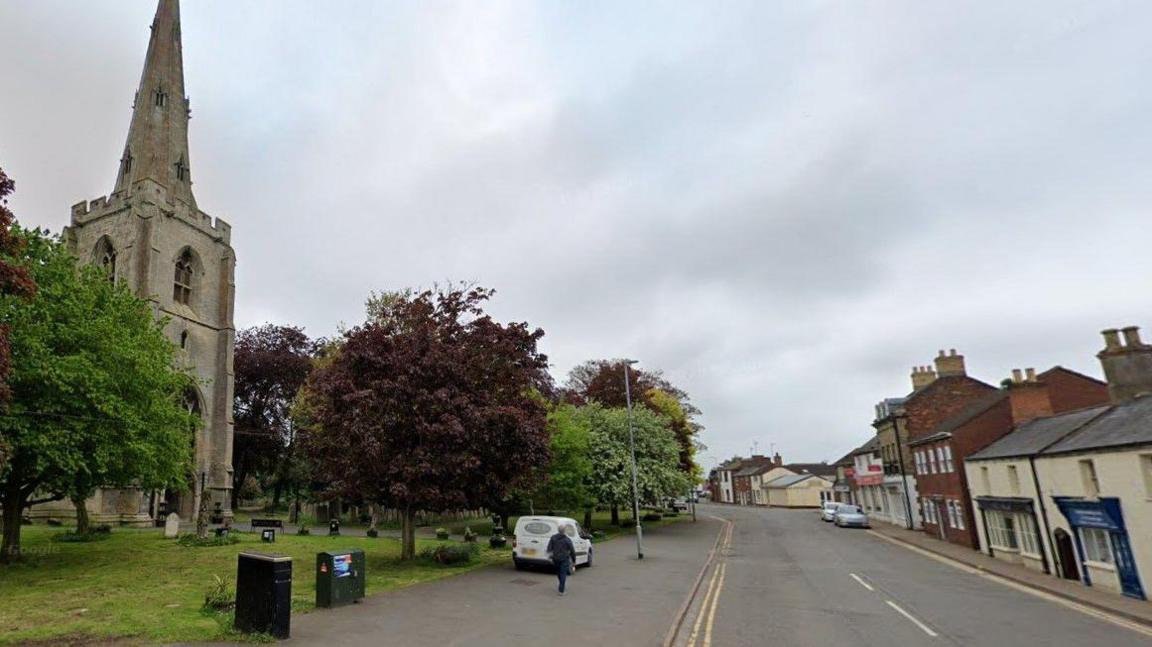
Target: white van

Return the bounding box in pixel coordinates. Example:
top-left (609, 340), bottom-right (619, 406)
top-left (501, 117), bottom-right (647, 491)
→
top-left (512, 516), bottom-right (593, 570)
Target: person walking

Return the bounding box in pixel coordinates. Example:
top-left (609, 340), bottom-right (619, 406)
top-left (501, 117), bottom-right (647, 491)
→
top-left (547, 524), bottom-right (577, 596)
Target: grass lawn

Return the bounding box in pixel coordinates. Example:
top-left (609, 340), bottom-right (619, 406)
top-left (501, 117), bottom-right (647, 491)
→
top-left (0, 526), bottom-right (505, 645)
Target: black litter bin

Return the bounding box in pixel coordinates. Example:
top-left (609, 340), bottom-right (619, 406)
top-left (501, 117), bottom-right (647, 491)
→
top-left (235, 552), bottom-right (292, 639)
top-left (316, 549), bottom-right (366, 608)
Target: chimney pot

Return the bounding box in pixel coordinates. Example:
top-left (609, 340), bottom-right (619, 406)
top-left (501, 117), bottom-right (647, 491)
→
top-left (1025, 367), bottom-right (1037, 382)
top-left (1102, 328), bottom-right (1122, 352)
top-left (1122, 326), bottom-right (1144, 348)
top-left (950, 348), bottom-right (957, 356)
top-left (934, 348), bottom-right (967, 377)
top-left (1011, 368), bottom-right (1023, 383)
top-left (938, 350), bottom-right (946, 358)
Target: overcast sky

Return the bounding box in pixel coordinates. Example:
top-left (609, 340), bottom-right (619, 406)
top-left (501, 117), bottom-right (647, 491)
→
top-left (3, 1), bottom-right (1152, 468)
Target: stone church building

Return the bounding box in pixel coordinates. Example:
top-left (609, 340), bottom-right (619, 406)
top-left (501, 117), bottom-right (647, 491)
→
top-left (32, 0), bottom-right (236, 525)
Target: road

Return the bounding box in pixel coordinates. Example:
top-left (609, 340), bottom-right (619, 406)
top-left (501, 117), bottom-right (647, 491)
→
top-left (677, 504), bottom-right (1151, 646)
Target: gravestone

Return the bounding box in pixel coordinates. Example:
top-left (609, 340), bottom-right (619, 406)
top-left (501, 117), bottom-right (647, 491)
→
top-left (164, 512), bottom-right (181, 538)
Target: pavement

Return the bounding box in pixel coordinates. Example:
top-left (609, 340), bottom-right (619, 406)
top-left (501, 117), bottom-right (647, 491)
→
top-left (280, 515), bottom-right (720, 646)
top-left (674, 504), bottom-right (1152, 647)
top-left (866, 519), bottom-right (1152, 629)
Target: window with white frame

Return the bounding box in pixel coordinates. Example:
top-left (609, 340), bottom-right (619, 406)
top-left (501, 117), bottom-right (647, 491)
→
top-left (1140, 454), bottom-right (1152, 499)
top-left (916, 451), bottom-right (924, 475)
top-left (988, 512), bottom-right (1019, 550)
top-left (1081, 527), bottom-right (1113, 564)
top-left (1017, 514), bottom-right (1040, 556)
top-left (980, 466), bottom-right (991, 494)
top-left (947, 501), bottom-right (958, 528)
top-left (929, 450), bottom-right (937, 474)
top-left (1007, 465), bottom-right (1021, 495)
top-left (951, 501), bottom-right (966, 530)
top-left (1079, 459), bottom-right (1100, 497)
top-left (943, 445), bottom-right (954, 472)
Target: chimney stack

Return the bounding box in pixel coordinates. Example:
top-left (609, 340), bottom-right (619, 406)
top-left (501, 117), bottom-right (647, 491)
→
top-left (773, 452), bottom-right (782, 466)
top-left (1098, 326), bottom-right (1152, 403)
top-left (934, 348), bottom-right (967, 377)
top-left (911, 365), bottom-right (937, 390)
top-left (1006, 368), bottom-right (1054, 424)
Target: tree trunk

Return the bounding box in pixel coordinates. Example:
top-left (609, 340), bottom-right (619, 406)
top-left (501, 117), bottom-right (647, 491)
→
top-left (583, 507), bottom-right (593, 531)
top-left (610, 504), bottom-right (619, 526)
top-left (400, 506), bottom-right (418, 560)
top-left (1, 484), bottom-right (25, 564)
top-left (72, 496), bottom-right (90, 535)
top-left (368, 503), bottom-right (379, 532)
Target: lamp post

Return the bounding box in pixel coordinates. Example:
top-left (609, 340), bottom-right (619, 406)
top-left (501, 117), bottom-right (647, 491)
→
top-left (623, 360), bottom-right (644, 560)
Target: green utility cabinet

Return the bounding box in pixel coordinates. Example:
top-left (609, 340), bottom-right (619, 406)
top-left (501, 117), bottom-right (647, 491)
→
top-left (315, 549), bottom-right (366, 608)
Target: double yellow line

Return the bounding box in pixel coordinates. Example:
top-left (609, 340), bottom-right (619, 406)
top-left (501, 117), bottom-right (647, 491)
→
top-left (685, 520), bottom-right (734, 647)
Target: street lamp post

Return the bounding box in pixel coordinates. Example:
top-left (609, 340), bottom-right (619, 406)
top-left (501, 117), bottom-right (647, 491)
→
top-left (623, 360), bottom-right (644, 560)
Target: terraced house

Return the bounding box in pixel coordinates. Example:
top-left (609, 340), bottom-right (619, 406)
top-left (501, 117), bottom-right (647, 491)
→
top-left (967, 327), bottom-right (1152, 601)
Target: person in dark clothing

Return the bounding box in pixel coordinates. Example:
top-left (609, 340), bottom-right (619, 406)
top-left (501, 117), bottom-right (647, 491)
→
top-left (547, 524), bottom-right (577, 595)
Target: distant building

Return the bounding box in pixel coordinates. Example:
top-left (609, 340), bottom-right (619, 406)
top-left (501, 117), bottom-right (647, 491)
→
top-left (764, 473), bottom-right (835, 508)
top-left (873, 350), bottom-right (997, 529)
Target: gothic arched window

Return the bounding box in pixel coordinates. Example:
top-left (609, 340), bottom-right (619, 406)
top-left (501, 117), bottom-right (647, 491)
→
top-left (175, 157), bottom-right (187, 182)
top-left (155, 86), bottom-right (167, 107)
top-left (94, 236), bottom-right (117, 282)
top-left (173, 249), bottom-right (194, 305)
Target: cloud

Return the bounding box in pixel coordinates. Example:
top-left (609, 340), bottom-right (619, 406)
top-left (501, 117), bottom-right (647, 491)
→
top-left (2, 0), bottom-right (1151, 467)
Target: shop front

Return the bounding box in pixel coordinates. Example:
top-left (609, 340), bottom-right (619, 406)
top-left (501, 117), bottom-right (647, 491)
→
top-left (1053, 497), bottom-right (1145, 600)
top-left (974, 496), bottom-right (1048, 574)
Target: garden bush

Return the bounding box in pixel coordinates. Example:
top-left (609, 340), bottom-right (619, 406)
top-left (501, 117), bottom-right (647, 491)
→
top-left (435, 527), bottom-right (450, 540)
top-left (177, 532), bottom-right (240, 547)
top-left (297, 526), bottom-right (311, 536)
top-left (202, 575), bottom-right (235, 612)
top-left (420, 542), bottom-right (480, 566)
top-left (463, 527), bottom-right (477, 543)
top-left (642, 513), bottom-right (663, 522)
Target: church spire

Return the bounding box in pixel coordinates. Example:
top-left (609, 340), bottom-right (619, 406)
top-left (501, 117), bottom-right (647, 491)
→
top-left (114, 0), bottom-right (196, 210)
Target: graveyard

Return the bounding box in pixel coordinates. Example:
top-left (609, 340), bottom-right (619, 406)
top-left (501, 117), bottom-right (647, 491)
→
top-left (0, 524), bottom-right (505, 645)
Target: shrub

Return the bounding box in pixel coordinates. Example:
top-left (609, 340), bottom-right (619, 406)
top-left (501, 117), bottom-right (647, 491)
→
top-left (642, 513), bottom-right (663, 522)
top-left (592, 530), bottom-right (606, 539)
top-left (366, 528), bottom-right (379, 538)
top-left (297, 526), bottom-right (311, 536)
top-left (666, 511), bottom-right (680, 517)
top-left (463, 527), bottom-right (477, 543)
top-left (177, 532), bottom-right (240, 547)
top-left (420, 542), bottom-right (480, 566)
top-left (202, 575), bottom-right (235, 612)
top-left (435, 527), bottom-right (450, 540)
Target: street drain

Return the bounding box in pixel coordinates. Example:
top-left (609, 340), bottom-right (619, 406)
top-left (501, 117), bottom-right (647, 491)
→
top-left (510, 578), bottom-right (539, 586)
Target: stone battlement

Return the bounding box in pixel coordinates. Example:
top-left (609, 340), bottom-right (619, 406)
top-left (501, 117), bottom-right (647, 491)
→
top-left (71, 185), bottom-right (231, 245)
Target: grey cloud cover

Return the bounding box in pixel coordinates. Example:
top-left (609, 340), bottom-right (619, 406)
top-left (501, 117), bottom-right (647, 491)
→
top-left (3, 0), bottom-right (1152, 468)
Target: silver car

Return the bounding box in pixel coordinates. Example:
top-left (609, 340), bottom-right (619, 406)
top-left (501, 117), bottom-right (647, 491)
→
top-left (833, 504), bottom-right (870, 528)
top-left (820, 501), bottom-right (841, 522)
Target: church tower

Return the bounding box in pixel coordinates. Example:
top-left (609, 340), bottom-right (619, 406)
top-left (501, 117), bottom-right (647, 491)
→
top-left (64, 0), bottom-right (235, 524)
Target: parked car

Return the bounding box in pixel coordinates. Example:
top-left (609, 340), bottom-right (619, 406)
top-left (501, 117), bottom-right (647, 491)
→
top-left (833, 505), bottom-right (870, 529)
top-left (511, 516), bottom-right (594, 571)
top-left (820, 501), bottom-right (842, 522)
top-left (669, 497), bottom-right (690, 512)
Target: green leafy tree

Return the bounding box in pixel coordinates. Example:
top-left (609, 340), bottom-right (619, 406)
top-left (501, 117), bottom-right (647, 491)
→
top-left (532, 404), bottom-right (594, 517)
top-left (0, 167), bottom-right (36, 472)
top-left (0, 227), bottom-right (198, 562)
top-left (581, 404), bottom-right (691, 525)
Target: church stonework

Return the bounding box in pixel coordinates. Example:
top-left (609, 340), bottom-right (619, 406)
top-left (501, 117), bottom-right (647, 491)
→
top-left (55, 0), bottom-right (235, 525)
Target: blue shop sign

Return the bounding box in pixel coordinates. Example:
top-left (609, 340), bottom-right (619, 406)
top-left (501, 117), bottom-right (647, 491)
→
top-left (1053, 497), bottom-right (1125, 531)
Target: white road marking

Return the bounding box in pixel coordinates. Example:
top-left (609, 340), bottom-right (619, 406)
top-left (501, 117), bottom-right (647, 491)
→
top-left (886, 599), bottom-right (939, 637)
top-left (868, 530), bottom-right (1152, 639)
top-left (850, 573), bottom-right (875, 591)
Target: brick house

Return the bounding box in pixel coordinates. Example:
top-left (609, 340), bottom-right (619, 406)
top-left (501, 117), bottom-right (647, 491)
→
top-left (732, 455), bottom-right (778, 505)
top-left (872, 349), bottom-right (997, 529)
top-left (910, 367), bottom-right (1108, 549)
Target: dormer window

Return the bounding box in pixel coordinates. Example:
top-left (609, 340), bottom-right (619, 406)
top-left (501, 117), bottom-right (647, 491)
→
top-left (174, 249), bottom-right (194, 305)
